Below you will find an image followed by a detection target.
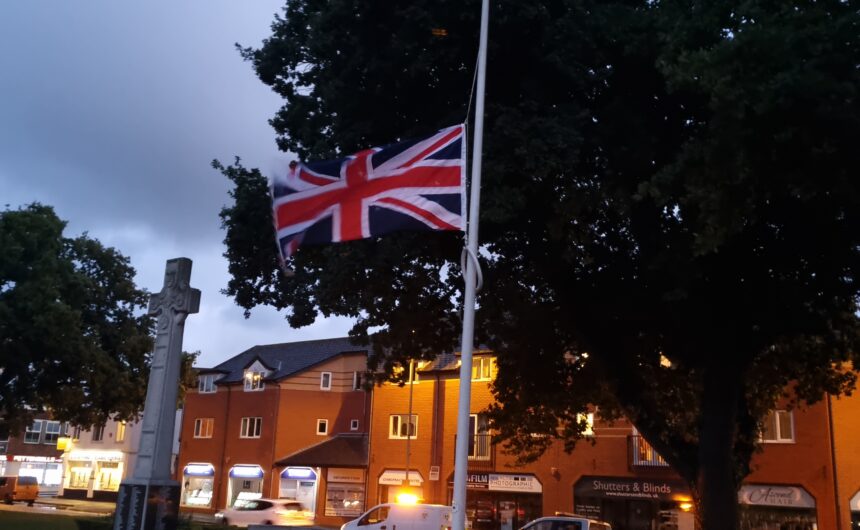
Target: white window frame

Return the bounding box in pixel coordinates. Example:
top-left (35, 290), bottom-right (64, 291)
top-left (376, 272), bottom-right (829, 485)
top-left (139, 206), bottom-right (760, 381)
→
top-left (389, 414), bottom-right (418, 439)
top-left (244, 370), bottom-right (266, 392)
top-left (760, 410), bottom-right (795, 443)
top-left (92, 424), bottom-right (105, 442)
top-left (194, 418), bottom-right (214, 439)
top-left (198, 374), bottom-right (217, 393)
top-left (72, 425), bottom-right (82, 439)
top-left (24, 420), bottom-right (43, 444)
top-left (240, 417), bottom-right (262, 438)
top-left (43, 421), bottom-right (62, 445)
top-left (316, 419), bottom-right (329, 435)
top-left (350, 419), bottom-right (360, 431)
top-left (471, 357), bottom-right (493, 381)
top-left (116, 421), bottom-right (127, 443)
top-left (320, 372), bottom-right (332, 390)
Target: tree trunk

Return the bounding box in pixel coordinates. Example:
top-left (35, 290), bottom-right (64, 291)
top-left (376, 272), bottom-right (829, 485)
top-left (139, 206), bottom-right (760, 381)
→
top-left (694, 360), bottom-right (741, 530)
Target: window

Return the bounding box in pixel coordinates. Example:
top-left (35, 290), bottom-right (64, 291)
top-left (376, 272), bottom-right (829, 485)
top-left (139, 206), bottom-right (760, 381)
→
top-left (24, 420), bottom-right (43, 444)
top-left (0, 431), bottom-right (8, 454)
top-left (761, 410), bottom-right (794, 443)
top-left (194, 418), bottom-right (214, 438)
top-left (116, 421), bottom-right (126, 443)
top-left (244, 370), bottom-right (266, 391)
top-left (353, 371), bottom-right (362, 390)
top-left (350, 419), bottom-right (360, 431)
top-left (471, 357), bottom-right (493, 381)
top-left (317, 419), bottom-right (329, 435)
top-left (92, 424), bottom-right (105, 442)
top-left (198, 374), bottom-right (217, 393)
top-left (320, 372), bottom-right (332, 390)
top-left (240, 417), bottom-right (262, 438)
top-left (577, 412), bottom-right (595, 436)
top-left (389, 414), bottom-right (417, 439)
top-left (44, 421), bottom-right (62, 444)
top-left (468, 415), bottom-right (490, 460)
top-left (72, 425), bottom-right (82, 439)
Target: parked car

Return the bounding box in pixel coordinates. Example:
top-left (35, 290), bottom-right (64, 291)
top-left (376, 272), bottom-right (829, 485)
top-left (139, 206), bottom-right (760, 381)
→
top-left (0, 475), bottom-right (39, 506)
top-left (341, 503), bottom-right (453, 530)
top-left (520, 515), bottom-right (612, 530)
top-left (214, 498), bottom-right (314, 527)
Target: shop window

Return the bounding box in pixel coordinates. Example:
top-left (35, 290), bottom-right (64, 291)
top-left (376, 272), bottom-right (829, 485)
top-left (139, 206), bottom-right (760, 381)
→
top-left (182, 475), bottom-right (214, 507)
top-left (24, 420), bottom-right (43, 444)
top-left (44, 421), bottom-right (62, 444)
top-left (472, 357), bottom-right (493, 381)
top-left (244, 369), bottom-right (266, 391)
top-left (240, 417), bottom-right (262, 438)
top-left (760, 410), bottom-right (794, 443)
top-left (321, 372), bottom-right (332, 390)
top-left (198, 374), bottom-right (217, 393)
top-left (116, 421), bottom-right (126, 443)
top-left (351, 419), bottom-right (360, 431)
top-left (326, 482), bottom-right (366, 517)
top-left (317, 419), bottom-right (329, 435)
top-left (389, 414), bottom-right (417, 439)
top-left (194, 418), bottom-right (214, 438)
top-left (69, 463), bottom-right (92, 489)
top-left (92, 424), bottom-right (105, 442)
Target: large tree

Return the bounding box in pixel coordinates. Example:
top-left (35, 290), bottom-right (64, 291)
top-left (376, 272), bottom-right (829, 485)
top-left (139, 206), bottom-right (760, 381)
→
top-left (219, 1), bottom-right (860, 528)
top-left (0, 204), bottom-right (154, 435)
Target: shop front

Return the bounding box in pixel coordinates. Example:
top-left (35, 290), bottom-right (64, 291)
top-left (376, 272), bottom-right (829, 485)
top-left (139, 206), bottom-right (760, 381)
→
top-left (447, 473), bottom-right (543, 530)
top-left (850, 490), bottom-right (860, 529)
top-left (6, 455), bottom-right (64, 494)
top-left (227, 464), bottom-right (264, 507)
top-left (279, 466), bottom-right (319, 509)
top-left (325, 468), bottom-right (366, 518)
top-left (378, 469), bottom-right (424, 503)
top-left (62, 450), bottom-right (125, 500)
top-left (181, 463), bottom-right (216, 508)
top-left (737, 484), bottom-right (817, 530)
top-left (573, 476), bottom-right (693, 530)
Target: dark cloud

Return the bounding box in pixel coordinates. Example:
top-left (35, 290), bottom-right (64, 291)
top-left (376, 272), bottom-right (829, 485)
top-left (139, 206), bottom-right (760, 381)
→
top-left (0, 1), bottom-right (353, 367)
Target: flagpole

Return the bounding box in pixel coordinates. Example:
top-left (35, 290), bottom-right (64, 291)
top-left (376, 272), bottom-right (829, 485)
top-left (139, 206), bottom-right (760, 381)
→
top-left (452, 0), bottom-right (489, 529)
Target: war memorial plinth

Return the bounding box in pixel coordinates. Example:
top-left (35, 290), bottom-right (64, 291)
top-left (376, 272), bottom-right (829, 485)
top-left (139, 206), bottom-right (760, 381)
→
top-left (113, 258), bottom-right (200, 530)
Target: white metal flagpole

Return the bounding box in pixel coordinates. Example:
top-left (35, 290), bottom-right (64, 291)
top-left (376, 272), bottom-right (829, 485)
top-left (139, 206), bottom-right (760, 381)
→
top-left (452, 0), bottom-right (489, 529)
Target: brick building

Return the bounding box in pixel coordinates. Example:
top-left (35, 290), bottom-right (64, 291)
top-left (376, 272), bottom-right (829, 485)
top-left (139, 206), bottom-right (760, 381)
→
top-left (0, 412), bottom-right (65, 495)
top-left (176, 337), bottom-right (371, 527)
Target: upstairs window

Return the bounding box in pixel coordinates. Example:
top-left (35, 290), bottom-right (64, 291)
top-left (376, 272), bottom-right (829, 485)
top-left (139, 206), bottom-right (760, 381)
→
top-left (244, 370), bottom-right (266, 391)
top-left (194, 418), bottom-right (214, 438)
top-left (320, 372), bottom-right (332, 390)
top-left (240, 417), bottom-right (262, 438)
top-left (761, 410), bottom-right (794, 443)
top-left (471, 357), bottom-right (493, 381)
top-left (44, 421), bottom-right (62, 444)
top-left (116, 421), bottom-right (127, 443)
top-left (353, 372), bottom-right (362, 391)
top-left (316, 419), bottom-right (329, 435)
top-left (92, 424), bottom-right (105, 442)
top-left (389, 414), bottom-right (417, 439)
top-left (24, 420), bottom-right (42, 444)
top-left (198, 374), bottom-right (217, 393)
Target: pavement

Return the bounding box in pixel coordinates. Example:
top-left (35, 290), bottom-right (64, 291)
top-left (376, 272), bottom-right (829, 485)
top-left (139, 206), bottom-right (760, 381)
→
top-left (23, 496), bottom-right (219, 524)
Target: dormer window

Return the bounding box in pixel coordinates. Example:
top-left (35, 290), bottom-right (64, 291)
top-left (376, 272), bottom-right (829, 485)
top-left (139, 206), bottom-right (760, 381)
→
top-left (198, 374), bottom-right (217, 393)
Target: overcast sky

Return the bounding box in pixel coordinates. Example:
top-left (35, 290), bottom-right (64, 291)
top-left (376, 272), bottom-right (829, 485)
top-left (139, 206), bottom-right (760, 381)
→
top-left (0, 1), bottom-right (353, 368)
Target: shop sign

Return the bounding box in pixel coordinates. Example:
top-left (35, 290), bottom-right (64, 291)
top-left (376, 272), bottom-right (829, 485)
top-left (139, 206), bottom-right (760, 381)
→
top-left (738, 485), bottom-right (815, 509)
top-left (447, 473), bottom-right (490, 490)
top-left (327, 468), bottom-right (363, 483)
top-left (850, 490), bottom-right (860, 511)
top-left (11, 455), bottom-right (63, 463)
top-left (379, 469), bottom-right (423, 486)
top-left (184, 463), bottom-right (215, 477)
top-left (229, 464), bottom-right (264, 479)
top-left (67, 450), bottom-right (124, 463)
top-left (488, 474), bottom-right (542, 493)
top-left (574, 476), bottom-right (688, 501)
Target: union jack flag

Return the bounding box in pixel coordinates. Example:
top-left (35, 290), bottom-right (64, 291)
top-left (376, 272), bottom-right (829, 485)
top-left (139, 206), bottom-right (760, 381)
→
top-left (271, 124), bottom-right (466, 260)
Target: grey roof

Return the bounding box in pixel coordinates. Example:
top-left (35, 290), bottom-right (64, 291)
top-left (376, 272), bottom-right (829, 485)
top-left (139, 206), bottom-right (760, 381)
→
top-left (420, 347), bottom-right (492, 372)
top-left (275, 433), bottom-right (368, 468)
top-left (212, 337), bottom-right (369, 384)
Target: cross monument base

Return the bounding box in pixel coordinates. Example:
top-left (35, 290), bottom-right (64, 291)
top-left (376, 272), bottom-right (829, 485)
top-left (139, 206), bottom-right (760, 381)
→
top-left (113, 479), bottom-right (180, 530)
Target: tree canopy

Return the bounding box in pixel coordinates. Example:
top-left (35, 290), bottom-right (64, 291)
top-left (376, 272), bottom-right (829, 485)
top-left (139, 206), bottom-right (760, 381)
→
top-left (219, 1), bottom-right (860, 528)
top-left (0, 204), bottom-right (154, 435)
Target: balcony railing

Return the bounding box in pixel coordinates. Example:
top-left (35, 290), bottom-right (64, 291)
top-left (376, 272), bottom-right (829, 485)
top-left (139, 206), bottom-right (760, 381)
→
top-left (629, 435), bottom-right (670, 468)
top-left (455, 434), bottom-right (496, 470)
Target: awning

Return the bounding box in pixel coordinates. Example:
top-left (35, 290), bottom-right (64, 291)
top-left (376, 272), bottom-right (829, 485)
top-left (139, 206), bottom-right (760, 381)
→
top-left (275, 433), bottom-right (368, 468)
top-left (280, 467), bottom-right (318, 480)
top-left (184, 463), bottom-right (215, 477)
top-left (379, 470), bottom-right (423, 486)
top-left (229, 464), bottom-right (264, 479)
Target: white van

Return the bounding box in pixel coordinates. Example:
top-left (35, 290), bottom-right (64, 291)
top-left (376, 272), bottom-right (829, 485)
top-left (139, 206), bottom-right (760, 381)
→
top-left (341, 503), bottom-right (453, 530)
